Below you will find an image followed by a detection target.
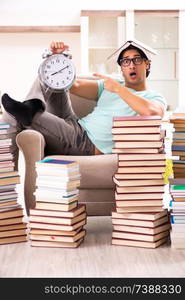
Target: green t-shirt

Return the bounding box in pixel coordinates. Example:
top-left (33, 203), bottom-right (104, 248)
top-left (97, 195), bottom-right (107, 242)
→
top-left (78, 79), bottom-right (167, 154)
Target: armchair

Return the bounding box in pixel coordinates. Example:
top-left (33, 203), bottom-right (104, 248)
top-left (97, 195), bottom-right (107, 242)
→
top-left (16, 92), bottom-right (118, 216)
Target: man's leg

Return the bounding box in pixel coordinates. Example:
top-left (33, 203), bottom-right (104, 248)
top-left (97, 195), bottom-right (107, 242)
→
top-left (30, 111), bottom-right (94, 156)
top-left (26, 77), bottom-right (77, 120)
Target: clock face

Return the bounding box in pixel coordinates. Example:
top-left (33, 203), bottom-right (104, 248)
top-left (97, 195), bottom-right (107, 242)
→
top-left (39, 54), bottom-right (75, 91)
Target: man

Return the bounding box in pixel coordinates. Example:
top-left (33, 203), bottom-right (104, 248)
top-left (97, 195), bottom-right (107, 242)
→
top-left (1, 40), bottom-right (167, 156)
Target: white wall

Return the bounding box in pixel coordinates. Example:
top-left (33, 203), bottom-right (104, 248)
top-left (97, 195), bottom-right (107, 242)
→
top-left (0, 33), bottom-right (80, 99)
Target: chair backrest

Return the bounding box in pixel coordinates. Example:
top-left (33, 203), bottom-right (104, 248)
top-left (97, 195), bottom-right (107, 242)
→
top-left (69, 93), bottom-right (97, 119)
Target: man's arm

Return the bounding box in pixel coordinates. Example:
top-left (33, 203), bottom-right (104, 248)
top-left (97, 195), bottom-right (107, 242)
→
top-left (50, 41), bottom-right (99, 101)
top-left (93, 73), bottom-right (165, 117)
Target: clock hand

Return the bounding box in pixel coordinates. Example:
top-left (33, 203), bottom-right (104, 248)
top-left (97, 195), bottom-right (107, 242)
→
top-left (51, 65), bottom-right (69, 76)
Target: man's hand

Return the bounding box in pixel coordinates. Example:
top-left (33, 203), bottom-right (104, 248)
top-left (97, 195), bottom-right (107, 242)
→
top-left (93, 73), bottom-right (122, 94)
top-left (50, 41), bottom-right (69, 54)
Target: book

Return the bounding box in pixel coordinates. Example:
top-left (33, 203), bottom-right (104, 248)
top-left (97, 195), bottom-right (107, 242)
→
top-left (170, 118), bottom-right (185, 123)
top-left (112, 116), bottom-right (162, 127)
top-left (112, 215), bottom-right (169, 227)
top-left (114, 173), bottom-right (164, 180)
top-left (111, 209), bottom-right (168, 221)
top-left (115, 192), bottom-right (164, 200)
top-left (34, 194), bottom-right (78, 204)
top-left (171, 224), bottom-right (185, 232)
top-left (172, 151), bottom-right (185, 156)
top-left (0, 200), bottom-right (18, 208)
top-left (30, 229), bottom-right (86, 243)
top-left (0, 127), bottom-right (16, 134)
top-left (114, 141), bottom-right (163, 149)
top-left (36, 159), bottom-right (78, 169)
top-left (107, 38), bottom-right (157, 62)
top-left (34, 200), bottom-right (78, 211)
top-left (29, 212), bottom-right (87, 226)
top-left (172, 145), bottom-right (185, 151)
top-left (0, 216), bottom-right (25, 226)
top-left (116, 199), bottom-right (163, 207)
top-left (0, 208), bottom-right (24, 220)
top-left (112, 229), bottom-right (169, 242)
top-left (112, 237), bottom-right (168, 248)
top-left (116, 185), bottom-right (165, 194)
top-left (116, 166), bottom-right (165, 174)
top-left (118, 160), bottom-right (166, 167)
top-left (0, 228), bottom-right (28, 238)
top-left (113, 223), bottom-right (171, 235)
top-left (0, 176), bottom-right (20, 186)
top-left (30, 238), bottom-right (84, 248)
top-left (173, 132), bottom-right (185, 139)
top-left (36, 179), bottom-right (80, 189)
top-left (30, 204), bottom-right (85, 218)
top-left (35, 186), bottom-right (79, 197)
top-left (0, 138), bottom-right (12, 146)
top-left (29, 218), bottom-right (86, 231)
top-left (0, 235), bottom-right (27, 245)
top-left (112, 126), bottom-right (161, 134)
top-left (0, 122), bottom-right (11, 129)
top-left (113, 177), bottom-right (165, 187)
top-left (116, 206), bottom-right (164, 213)
top-left (0, 223), bottom-right (27, 232)
top-left (112, 148), bottom-right (163, 154)
top-left (116, 153), bottom-right (166, 161)
top-left (30, 226), bottom-right (82, 236)
top-left (113, 132), bottom-right (164, 141)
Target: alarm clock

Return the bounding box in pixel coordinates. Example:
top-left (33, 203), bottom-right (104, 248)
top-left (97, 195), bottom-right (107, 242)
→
top-left (38, 50), bottom-right (76, 93)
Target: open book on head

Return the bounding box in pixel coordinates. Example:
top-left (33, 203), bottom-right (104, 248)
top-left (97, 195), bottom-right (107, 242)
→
top-left (107, 38), bottom-right (157, 62)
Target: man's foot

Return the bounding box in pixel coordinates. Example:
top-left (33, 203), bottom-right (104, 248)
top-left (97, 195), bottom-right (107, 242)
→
top-left (1, 93), bottom-right (45, 126)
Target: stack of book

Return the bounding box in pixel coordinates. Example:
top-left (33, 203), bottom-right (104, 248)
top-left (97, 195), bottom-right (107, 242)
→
top-left (169, 178), bottom-right (185, 249)
top-left (0, 122), bottom-right (28, 245)
top-left (170, 113), bottom-right (185, 178)
top-left (29, 158), bottom-right (87, 248)
top-left (111, 116), bottom-right (171, 248)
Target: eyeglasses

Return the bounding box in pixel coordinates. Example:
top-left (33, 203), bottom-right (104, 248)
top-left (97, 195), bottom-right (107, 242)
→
top-left (119, 56), bottom-right (146, 67)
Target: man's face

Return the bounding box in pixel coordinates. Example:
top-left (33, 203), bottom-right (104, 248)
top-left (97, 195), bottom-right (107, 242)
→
top-left (120, 49), bottom-right (149, 89)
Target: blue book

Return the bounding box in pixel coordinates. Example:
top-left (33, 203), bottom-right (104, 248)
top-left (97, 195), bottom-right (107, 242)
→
top-left (172, 145), bottom-right (185, 151)
top-left (36, 158), bottom-right (78, 168)
top-left (0, 123), bottom-right (10, 129)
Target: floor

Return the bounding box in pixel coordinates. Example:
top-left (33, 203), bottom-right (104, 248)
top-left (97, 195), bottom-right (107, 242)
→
top-left (0, 153), bottom-right (185, 278)
top-left (1, 215), bottom-right (185, 278)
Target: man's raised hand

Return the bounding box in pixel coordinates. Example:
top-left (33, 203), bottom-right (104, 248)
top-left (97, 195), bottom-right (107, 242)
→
top-left (50, 41), bottom-right (69, 54)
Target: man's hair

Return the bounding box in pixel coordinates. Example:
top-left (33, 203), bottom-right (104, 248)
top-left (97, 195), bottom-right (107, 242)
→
top-left (117, 45), bottom-right (151, 77)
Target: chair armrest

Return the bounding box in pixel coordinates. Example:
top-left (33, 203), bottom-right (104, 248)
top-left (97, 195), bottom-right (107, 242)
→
top-left (16, 129), bottom-right (45, 215)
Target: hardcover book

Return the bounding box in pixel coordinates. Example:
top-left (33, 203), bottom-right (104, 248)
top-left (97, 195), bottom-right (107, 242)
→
top-left (0, 235), bottom-right (27, 245)
top-left (30, 204), bottom-right (85, 218)
top-left (113, 223), bottom-right (171, 235)
top-left (116, 199), bottom-right (163, 207)
top-left (29, 212), bottom-right (87, 226)
top-left (112, 215), bottom-right (169, 228)
top-left (116, 153), bottom-right (166, 161)
top-left (30, 237), bottom-right (84, 248)
top-left (111, 209), bottom-right (168, 221)
top-left (112, 229), bottom-right (169, 242)
top-left (114, 173), bottom-right (164, 180)
top-left (34, 200), bottom-right (78, 212)
top-left (112, 116), bottom-right (162, 127)
top-left (112, 126), bottom-right (161, 134)
top-left (30, 229), bottom-right (86, 243)
top-left (29, 218), bottom-right (86, 231)
top-left (112, 237), bottom-right (168, 248)
top-left (113, 177), bottom-right (165, 187)
top-left (116, 206), bottom-right (164, 213)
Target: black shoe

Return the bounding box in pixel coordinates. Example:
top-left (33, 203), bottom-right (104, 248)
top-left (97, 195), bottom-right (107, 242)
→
top-left (1, 93), bottom-right (45, 126)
